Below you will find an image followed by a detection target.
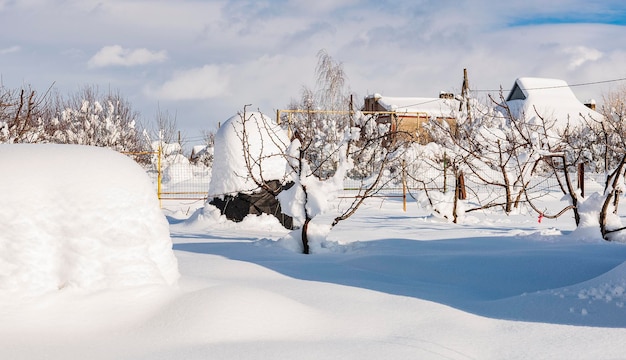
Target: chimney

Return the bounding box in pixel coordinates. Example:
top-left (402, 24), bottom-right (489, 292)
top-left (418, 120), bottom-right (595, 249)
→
top-left (584, 99), bottom-right (596, 110)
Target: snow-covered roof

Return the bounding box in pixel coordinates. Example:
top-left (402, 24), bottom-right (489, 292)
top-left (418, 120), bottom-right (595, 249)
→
top-left (366, 93), bottom-right (460, 118)
top-left (504, 77), bottom-right (603, 130)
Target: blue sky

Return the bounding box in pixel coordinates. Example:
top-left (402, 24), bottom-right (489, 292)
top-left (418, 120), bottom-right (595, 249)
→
top-left (1, 0), bottom-right (626, 140)
top-left (510, 9), bottom-right (626, 27)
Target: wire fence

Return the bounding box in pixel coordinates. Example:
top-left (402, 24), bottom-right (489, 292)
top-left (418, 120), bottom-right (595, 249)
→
top-left (124, 147), bottom-right (605, 212)
top-left (123, 148), bottom-right (211, 204)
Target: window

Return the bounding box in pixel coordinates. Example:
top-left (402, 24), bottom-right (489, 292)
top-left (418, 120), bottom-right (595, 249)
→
top-left (506, 83), bottom-right (526, 101)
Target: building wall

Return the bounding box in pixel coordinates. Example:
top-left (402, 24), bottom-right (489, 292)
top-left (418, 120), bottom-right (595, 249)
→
top-left (363, 95), bottom-right (458, 145)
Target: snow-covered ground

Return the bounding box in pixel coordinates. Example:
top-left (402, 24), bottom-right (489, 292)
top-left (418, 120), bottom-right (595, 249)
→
top-left (4, 193), bottom-right (626, 359)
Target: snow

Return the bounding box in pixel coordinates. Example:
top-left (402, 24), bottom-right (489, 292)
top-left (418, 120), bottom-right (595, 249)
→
top-left (208, 111), bottom-right (289, 198)
top-left (3, 144), bottom-right (626, 359)
top-left (0, 144), bottom-right (179, 296)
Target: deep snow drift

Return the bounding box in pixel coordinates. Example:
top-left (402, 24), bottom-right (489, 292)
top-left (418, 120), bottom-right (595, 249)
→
top-left (4, 195), bottom-right (626, 359)
top-left (0, 144), bottom-right (179, 296)
top-left (3, 144), bottom-right (626, 359)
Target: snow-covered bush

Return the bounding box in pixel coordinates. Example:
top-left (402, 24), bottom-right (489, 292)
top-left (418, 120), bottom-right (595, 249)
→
top-left (47, 87), bottom-right (145, 152)
top-left (0, 144), bottom-right (179, 296)
top-left (190, 143), bottom-right (214, 168)
top-left (0, 85), bottom-right (147, 155)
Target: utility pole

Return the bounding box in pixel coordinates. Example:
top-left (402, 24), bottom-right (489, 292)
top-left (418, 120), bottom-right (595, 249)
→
top-left (461, 68), bottom-right (472, 123)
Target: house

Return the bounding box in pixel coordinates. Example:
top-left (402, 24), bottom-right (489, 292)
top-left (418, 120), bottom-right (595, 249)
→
top-left (503, 77), bottom-right (603, 131)
top-left (363, 92), bottom-right (461, 144)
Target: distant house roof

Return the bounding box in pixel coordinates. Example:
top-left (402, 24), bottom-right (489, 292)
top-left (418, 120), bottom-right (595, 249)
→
top-left (364, 93), bottom-right (460, 119)
top-left (504, 77), bottom-right (603, 130)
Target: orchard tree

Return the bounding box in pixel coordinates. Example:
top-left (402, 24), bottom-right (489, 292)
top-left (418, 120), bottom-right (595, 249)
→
top-left (238, 105), bottom-right (407, 254)
top-left (235, 50), bottom-right (410, 254)
top-left (421, 90), bottom-right (568, 222)
top-left (533, 86), bottom-right (626, 241)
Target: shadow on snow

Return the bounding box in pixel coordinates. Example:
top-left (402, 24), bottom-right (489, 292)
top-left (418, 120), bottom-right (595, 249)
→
top-left (173, 236), bottom-right (626, 328)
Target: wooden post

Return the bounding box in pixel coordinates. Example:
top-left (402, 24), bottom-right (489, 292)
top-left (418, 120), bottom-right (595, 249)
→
top-left (578, 163), bottom-right (585, 198)
top-left (402, 160), bottom-right (407, 212)
top-left (457, 172), bottom-right (467, 200)
top-left (157, 144), bottom-right (162, 208)
top-left (349, 94), bottom-right (355, 127)
top-left (461, 68), bottom-right (472, 123)
top-left (443, 152), bottom-right (448, 193)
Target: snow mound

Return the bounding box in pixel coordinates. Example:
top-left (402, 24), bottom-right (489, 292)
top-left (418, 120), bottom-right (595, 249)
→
top-left (208, 111), bottom-right (289, 198)
top-left (0, 144), bottom-right (179, 296)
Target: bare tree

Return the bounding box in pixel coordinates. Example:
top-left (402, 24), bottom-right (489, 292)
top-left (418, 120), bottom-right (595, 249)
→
top-left (284, 49), bottom-right (355, 179)
top-left (238, 105), bottom-right (408, 254)
top-left (414, 87), bottom-right (579, 225)
top-left (149, 107), bottom-right (185, 150)
top-left (0, 84), bottom-right (51, 143)
top-left (530, 86), bottom-right (626, 240)
top-left (232, 51), bottom-right (411, 253)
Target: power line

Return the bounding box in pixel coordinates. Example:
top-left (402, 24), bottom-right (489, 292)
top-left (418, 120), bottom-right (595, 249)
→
top-left (391, 98), bottom-right (450, 110)
top-left (384, 76), bottom-right (626, 109)
top-left (474, 76), bottom-right (626, 93)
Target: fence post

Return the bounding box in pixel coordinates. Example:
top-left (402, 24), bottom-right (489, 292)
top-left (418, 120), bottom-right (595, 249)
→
top-left (578, 163), bottom-right (585, 198)
top-left (157, 144), bottom-right (163, 208)
top-left (457, 172), bottom-right (467, 200)
top-left (402, 160), bottom-right (407, 212)
top-left (443, 152), bottom-right (448, 193)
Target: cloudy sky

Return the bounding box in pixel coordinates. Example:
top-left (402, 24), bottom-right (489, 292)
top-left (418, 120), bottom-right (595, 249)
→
top-left (1, 0), bottom-right (625, 138)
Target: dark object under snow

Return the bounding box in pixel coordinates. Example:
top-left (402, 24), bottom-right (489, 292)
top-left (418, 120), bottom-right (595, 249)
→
top-left (209, 180), bottom-right (295, 229)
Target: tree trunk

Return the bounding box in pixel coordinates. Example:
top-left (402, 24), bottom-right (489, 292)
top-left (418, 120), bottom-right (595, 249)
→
top-left (301, 217), bottom-right (311, 254)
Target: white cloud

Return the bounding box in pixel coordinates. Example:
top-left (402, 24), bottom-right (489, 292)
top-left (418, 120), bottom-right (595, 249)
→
top-left (3, 0), bottom-right (626, 133)
top-left (146, 65), bottom-right (231, 100)
top-left (563, 46), bottom-right (603, 70)
top-left (285, 0), bottom-right (359, 14)
top-left (0, 45), bottom-right (20, 55)
top-left (88, 45), bottom-right (167, 68)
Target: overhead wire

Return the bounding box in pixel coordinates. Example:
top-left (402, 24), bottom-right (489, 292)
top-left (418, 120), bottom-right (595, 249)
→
top-left (473, 76), bottom-right (626, 93)
top-left (388, 76), bottom-right (626, 110)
